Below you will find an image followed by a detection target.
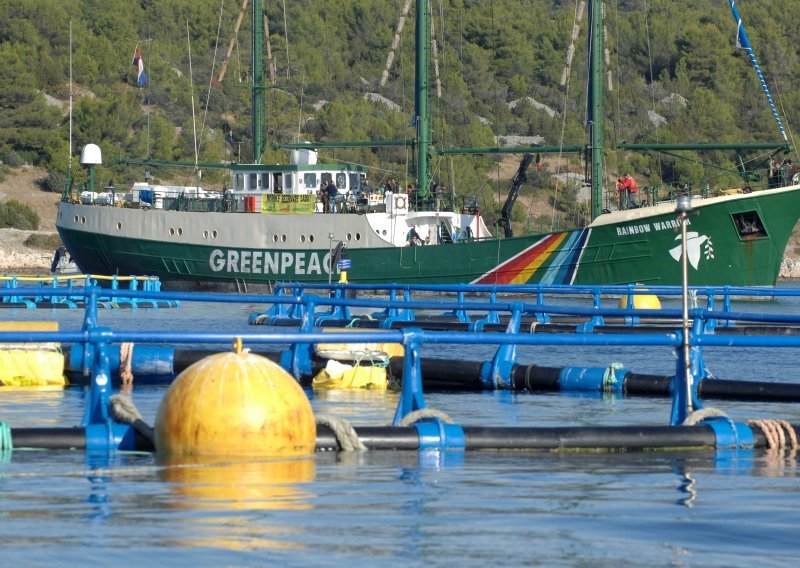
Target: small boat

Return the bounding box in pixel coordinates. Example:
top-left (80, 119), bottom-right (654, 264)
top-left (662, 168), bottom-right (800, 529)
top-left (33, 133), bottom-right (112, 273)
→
top-left (56, 0), bottom-right (800, 289)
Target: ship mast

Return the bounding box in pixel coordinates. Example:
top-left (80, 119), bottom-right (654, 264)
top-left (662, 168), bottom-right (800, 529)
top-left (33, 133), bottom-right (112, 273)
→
top-left (588, 0), bottom-right (604, 219)
top-left (414, 0), bottom-right (431, 200)
top-left (252, 0), bottom-right (265, 164)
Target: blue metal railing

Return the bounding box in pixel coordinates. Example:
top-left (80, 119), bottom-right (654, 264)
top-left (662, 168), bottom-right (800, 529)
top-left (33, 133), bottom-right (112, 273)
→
top-left (2, 284), bottom-right (800, 453)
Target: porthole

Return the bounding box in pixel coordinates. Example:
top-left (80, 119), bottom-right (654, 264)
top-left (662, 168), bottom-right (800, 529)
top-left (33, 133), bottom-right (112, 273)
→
top-left (300, 235), bottom-right (306, 243)
top-left (202, 230), bottom-right (209, 239)
top-left (309, 234), bottom-right (315, 243)
top-left (211, 230), bottom-right (218, 238)
top-left (177, 227), bottom-right (183, 236)
top-left (116, 222), bottom-right (122, 231)
top-left (355, 232), bottom-right (361, 241)
top-left (272, 234), bottom-right (278, 243)
top-left (74, 215), bottom-right (79, 223)
top-left (346, 233), bottom-right (352, 241)
top-left (382, 229), bottom-right (387, 236)
top-left (168, 228), bottom-right (175, 236)
top-left (81, 216), bottom-right (86, 224)
top-left (280, 234), bottom-right (287, 243)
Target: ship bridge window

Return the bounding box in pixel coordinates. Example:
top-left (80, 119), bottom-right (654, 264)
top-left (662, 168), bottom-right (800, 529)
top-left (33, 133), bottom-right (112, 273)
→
top-left (261, 173), bottom-right (269, 191)
top-left (321, 173), bottom-right (333, 185)
top-left (732, 210), bottom-right (767, 240)
top-left (234, 174), bottom-right (244, 190)
top-left (247, 173), bottom-right (257, 190)
top-left (349, 173), bottom-right (360, 190)
top-left (284, 173), bottom-right (293, 192)
top-left (336, 173), bottom-right (346, 189)
top-left (273, 172), bottom-right (282, 194)
top-left (304, 173), bottom-right (318, 189)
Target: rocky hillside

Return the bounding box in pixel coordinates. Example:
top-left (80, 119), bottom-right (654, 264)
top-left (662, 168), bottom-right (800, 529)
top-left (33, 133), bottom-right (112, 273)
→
top-left (0, 167), bottom-right (61, 273)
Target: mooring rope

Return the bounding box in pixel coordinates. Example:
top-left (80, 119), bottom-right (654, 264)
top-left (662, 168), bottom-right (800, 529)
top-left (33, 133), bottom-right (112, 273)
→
top-left (397, 408), bottom-right (455, 427)
top-left (681, 407), bottom-right (730, 426)
top-left (119, 342), bottom-right (134, 393)
top-left (109, 394), bottom-right (154, 445)
top-left (315, 414), bottom-right (367, 452)
top-left (747, 419), bottom-right (799, 450)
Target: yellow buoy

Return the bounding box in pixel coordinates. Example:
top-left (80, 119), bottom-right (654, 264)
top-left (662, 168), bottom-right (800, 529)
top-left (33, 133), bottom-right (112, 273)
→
top-left (618, 293), bottom-right (662, 310)
top-left (154, 348), bottom-right (316, 457)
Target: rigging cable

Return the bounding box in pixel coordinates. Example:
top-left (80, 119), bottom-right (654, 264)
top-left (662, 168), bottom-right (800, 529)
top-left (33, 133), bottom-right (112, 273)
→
top-left (197, 0), bottom-right (227, 159)
top-left (726, 0), bottom-right (786, 143)
top-left (643, 0), bottom-right (664, 187)
top-left (551, 0), bottom-right (584, 231)
top-left (282, 0), bottom-right (290, 81)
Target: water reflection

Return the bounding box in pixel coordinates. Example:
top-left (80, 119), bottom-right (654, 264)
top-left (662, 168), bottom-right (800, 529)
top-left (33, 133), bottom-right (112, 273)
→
top-left (157, 455), bottom-right (316, 550)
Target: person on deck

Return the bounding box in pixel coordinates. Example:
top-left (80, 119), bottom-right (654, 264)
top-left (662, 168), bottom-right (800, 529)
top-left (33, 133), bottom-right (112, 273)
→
top-left (325, 179), bottom-right (339, 213)
top-left (406, 227), bottom-right (422, 246)
top-left (616, 173), bottom-right (638, 210)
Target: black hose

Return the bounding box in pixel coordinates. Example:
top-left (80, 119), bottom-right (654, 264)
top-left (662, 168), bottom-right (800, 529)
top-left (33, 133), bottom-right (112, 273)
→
top-left (11, 423), bottom-right (796, 452)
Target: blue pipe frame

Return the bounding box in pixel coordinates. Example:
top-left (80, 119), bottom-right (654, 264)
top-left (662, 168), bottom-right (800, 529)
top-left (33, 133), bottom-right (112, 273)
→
top-left (5, 283), bottom-right (800, 453)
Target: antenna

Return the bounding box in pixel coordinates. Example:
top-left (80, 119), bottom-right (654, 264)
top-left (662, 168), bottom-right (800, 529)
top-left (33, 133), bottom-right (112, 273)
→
top-left (68, 20), bottom-right (73, 192)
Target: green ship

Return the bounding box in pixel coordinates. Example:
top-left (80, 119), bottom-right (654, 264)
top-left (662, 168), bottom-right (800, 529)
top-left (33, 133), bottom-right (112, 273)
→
top-left (57, 0), bottom-right (800, 288)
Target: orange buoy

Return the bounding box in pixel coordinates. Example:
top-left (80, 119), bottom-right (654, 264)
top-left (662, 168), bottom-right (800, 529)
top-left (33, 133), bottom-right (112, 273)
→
top-left (154, 348), bottom-right (316, 457)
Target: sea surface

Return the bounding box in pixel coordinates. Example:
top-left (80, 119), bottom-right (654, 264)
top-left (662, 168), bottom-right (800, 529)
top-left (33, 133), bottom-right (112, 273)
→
top-left (1, 285), bottom-right (800, 566)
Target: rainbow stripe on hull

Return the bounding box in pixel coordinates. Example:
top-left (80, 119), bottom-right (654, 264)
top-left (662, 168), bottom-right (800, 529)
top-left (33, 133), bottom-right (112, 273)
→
top-left (472, 229), bottom-right (590, 285)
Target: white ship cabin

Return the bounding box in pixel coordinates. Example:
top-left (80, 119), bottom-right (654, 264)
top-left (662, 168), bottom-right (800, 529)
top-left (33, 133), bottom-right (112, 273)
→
top-left (229, 148), bottom-right (367, 197)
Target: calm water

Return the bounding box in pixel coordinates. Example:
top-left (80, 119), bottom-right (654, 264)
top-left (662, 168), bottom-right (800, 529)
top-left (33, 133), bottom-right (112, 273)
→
top-left (2, 286), bottom-right (800, 566)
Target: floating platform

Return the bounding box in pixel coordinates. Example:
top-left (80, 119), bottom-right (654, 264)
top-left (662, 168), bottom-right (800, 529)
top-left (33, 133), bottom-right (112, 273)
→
top-left (1, 283), bottom-right (799, 457)
top-left (0, 274), bottom-right (179, 309)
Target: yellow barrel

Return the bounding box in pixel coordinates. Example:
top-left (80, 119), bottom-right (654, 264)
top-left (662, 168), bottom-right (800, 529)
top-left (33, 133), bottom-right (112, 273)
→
top-left (0, 322), bottom-right (66, 388)
top-left (618, 293), bottom-right (662, 310)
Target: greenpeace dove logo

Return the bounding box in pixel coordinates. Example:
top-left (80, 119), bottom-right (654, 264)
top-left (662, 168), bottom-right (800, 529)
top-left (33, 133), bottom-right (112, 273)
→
top-left (669, 232), bottom-right (714, 270)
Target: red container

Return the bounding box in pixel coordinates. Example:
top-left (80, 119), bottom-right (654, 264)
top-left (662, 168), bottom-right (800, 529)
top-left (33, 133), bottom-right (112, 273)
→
top-left (245, 195), bottom-right (258, 212)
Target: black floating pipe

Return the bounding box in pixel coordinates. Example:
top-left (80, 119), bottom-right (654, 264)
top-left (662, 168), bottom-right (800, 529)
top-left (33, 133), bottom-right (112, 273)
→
top-left (11, 427), bottom-right (156, 452)
top-left (315, 424), bottom-right (788, 451)
top-left (12, 428), bottom-right (89, 450)
top-left (172, 349), bottom-right (282, 374)
top-left (397, 357), bottom-right (800, 402)
top-left (11, 424), bottom-right (799, 452)
top-left (64, 346), bottom-right (800, 403)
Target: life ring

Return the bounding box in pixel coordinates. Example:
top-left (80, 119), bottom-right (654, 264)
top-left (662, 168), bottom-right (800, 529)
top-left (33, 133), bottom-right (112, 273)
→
top-left (394, 195), bottom-right (407, 209)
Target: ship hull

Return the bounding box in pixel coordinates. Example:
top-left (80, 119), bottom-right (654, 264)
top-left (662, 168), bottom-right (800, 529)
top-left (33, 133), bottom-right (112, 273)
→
top-left (56, 185), bottom-right (800, 288)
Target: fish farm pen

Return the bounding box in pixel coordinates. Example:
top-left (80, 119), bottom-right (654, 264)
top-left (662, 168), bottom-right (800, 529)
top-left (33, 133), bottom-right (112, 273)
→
top-left (2, 282), bottom-right (800, 456)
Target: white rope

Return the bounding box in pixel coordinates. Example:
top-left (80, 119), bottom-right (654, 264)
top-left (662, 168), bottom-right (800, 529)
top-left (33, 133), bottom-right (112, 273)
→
top-left (397, 408), bottom-right (454, 427)
top-left (748, 419), bottom-right (798, 450)
top-left (316, 414), bottom-right (367, 452)
top-left (681, 406), bottom-right (729, 426)
top-left (119, 342), bottom-right (134, 393)
top-left (109, 394), bottom-right (154, 444)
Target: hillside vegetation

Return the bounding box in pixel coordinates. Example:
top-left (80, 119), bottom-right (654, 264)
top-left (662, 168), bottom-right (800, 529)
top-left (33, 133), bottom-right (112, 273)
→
top-left (1, 0), bottom-right (799, 230)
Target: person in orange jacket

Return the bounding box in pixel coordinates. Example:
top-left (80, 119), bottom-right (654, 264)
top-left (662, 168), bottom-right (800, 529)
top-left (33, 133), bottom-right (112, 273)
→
top-left (615, 173), bottom-right (638, 210)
